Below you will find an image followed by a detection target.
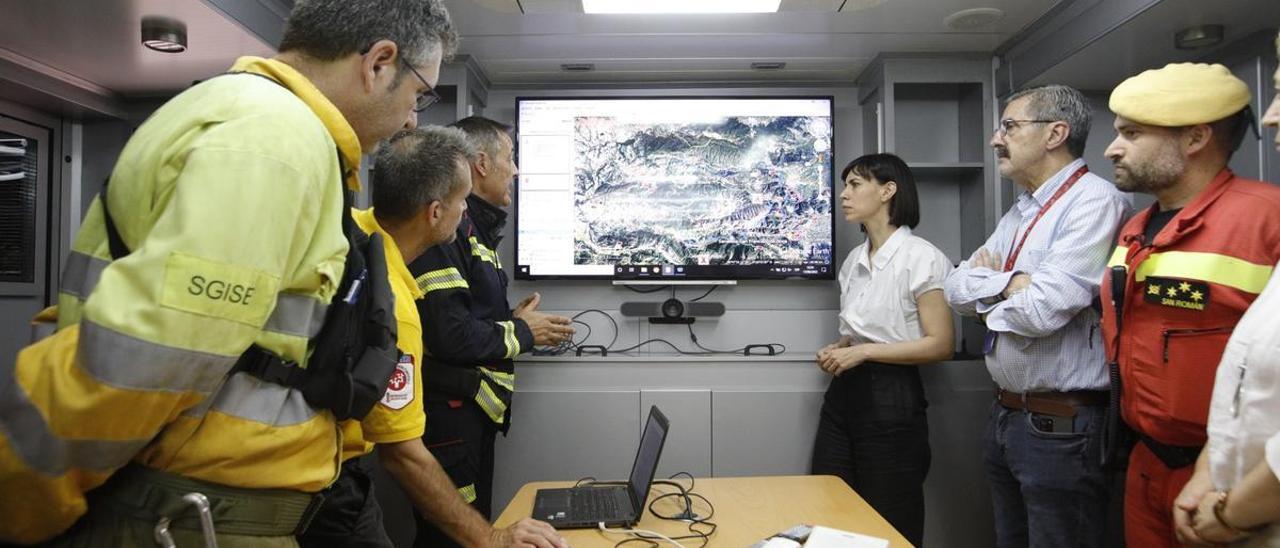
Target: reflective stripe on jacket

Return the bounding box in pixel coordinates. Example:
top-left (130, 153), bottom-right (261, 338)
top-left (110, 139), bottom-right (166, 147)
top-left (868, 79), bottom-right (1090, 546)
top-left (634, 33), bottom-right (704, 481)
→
top-left (408, 195), bottom-right (533, 427)
top-left (1101, 169), bottom-right (1280, 447)
top-left (0, 56), bottom-right (360, 544)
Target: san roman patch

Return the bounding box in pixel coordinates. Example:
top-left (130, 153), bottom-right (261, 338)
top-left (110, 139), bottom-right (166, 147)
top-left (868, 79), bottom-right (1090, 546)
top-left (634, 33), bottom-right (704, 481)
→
top-left (380, 354), bottom-right (415, 410)
top-left (1143, 276), bottom-right (1210, 311)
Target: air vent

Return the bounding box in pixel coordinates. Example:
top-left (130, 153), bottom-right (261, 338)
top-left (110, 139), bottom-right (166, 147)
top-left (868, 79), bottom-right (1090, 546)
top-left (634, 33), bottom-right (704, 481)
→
top-left (560, 63), bottom-right (596, 72)
top-left (750, 62), bottom-right (787, 71)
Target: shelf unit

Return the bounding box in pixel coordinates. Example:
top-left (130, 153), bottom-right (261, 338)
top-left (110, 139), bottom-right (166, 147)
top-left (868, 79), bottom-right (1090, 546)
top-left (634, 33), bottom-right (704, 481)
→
top-left (856, 55), bottom-right (996, 358)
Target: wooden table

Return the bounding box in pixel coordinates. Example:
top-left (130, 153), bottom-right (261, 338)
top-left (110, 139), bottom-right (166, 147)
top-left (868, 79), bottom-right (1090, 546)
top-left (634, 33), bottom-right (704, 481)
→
top-left (494, 475), bottom-right (912, 547)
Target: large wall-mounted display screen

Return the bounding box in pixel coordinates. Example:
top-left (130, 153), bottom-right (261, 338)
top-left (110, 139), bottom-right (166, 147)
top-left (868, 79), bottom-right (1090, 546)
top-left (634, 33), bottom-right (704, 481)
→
top-left (514, 96), bottom-right (835, 281)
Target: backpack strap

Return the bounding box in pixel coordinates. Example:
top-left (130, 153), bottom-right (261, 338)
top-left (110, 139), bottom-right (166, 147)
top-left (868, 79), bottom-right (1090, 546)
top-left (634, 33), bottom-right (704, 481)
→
top-left (98, 178), bottom-right (131, 260)
top-left (232, 347), bottom-right (307, 387)
top-left (231, 149), bottom-right (353, 384)
top-left (98, 174), bottom-right (312, 390)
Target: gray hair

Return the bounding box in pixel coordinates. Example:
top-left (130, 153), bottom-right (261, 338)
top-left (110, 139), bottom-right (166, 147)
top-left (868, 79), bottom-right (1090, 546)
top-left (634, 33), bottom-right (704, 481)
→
top-left (1007, 84), bottom-right (1092, 158)
top-left (372, 126), bottom-right (476, 221)
top-left (279, 0), bottom-right (459, 67)
top-left (449, 116), bottom-right (514, 159)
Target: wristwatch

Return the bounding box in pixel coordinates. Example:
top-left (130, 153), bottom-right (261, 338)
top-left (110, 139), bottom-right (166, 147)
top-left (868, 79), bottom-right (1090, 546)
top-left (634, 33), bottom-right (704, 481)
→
top-left (980, 271), bottom-right (1023, 306)
top-left (979, 291), bottom-right (1008, 307)
top-left (1213, 490), bottom-right (1264, 537)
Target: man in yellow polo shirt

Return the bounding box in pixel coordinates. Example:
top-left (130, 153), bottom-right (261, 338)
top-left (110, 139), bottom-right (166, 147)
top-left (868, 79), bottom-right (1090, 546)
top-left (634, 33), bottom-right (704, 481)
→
top-left (299, 127), bottom-right (565, 548)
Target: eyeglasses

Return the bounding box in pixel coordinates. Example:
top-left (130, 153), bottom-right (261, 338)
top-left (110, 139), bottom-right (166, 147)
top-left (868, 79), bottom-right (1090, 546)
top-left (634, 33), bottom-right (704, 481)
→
top-left (400, 59), bottom-right (441, 112)
top-left (996, 118), bottom-right (1056, 135)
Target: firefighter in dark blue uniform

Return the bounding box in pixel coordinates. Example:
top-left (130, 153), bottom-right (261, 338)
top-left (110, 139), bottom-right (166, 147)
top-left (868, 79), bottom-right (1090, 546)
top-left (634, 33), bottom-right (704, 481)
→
top-left (409, 116), bottom-right (575, 547)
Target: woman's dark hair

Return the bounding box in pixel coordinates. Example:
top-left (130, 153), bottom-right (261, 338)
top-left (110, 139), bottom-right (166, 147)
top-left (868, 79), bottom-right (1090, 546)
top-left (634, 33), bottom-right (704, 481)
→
top-left (839, 153), bottom-right (920, 229)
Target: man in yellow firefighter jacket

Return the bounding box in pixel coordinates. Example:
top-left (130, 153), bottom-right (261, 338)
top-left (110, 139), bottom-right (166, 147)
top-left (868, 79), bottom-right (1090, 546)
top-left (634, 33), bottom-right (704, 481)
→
top-left (0, 1), bottom-right (504, 546)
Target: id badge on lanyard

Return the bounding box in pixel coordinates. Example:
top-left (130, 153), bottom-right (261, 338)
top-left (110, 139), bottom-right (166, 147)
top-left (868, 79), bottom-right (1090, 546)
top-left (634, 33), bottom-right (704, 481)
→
top-left (982, 165), bottom-right (1088, 355)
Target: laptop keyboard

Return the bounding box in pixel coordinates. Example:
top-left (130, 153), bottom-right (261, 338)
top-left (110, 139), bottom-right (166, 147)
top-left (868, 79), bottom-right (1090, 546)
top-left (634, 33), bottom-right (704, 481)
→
top-left (571, 488), bottom-right (622, 520)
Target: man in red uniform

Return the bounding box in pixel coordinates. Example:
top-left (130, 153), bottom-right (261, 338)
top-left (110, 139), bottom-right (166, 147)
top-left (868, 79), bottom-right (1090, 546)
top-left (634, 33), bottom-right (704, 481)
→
top-left (1101, 62), bottom-right (1280, 547)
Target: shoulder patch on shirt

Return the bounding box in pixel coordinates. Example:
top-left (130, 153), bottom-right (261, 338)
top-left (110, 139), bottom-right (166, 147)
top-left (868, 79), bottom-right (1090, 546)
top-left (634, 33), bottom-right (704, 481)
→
top-left (1144, 276), bottom-right (1210, 311)
top-left (380, 355), bottom-right (415, 410)
top-left (161, 252), bottom-right (280, 326)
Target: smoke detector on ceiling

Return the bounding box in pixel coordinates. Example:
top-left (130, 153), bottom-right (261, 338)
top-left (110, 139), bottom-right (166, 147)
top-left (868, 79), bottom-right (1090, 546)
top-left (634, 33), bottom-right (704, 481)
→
top-left (943, 7), bottom-right (1004, 30)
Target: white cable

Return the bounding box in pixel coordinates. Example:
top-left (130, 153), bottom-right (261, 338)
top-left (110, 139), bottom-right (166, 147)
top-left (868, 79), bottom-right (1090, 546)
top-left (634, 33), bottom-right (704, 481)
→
top-left (597, 522), bottom-right (687, 548)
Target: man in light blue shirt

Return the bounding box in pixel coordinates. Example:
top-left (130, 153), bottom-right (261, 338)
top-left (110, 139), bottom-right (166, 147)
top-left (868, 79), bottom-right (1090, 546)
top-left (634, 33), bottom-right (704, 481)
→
top-left (944, 85), bottom-right (1131, 548)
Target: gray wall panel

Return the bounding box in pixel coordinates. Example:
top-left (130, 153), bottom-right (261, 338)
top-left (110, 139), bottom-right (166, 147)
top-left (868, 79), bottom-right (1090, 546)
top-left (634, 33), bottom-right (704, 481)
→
top-left (80, 119), bottom-right (133, 217)
top-left (639, 390), bottom-right (712, 479)
top-left (710, 390), bottom-right (825, 477)
top-left (914, 179), bottom-right (964, 263)
top-left (1080, 91), bottom-right (1151, 212)
top-left (919, 362), bottom-right (997, 548)
top-left (493, 390), bottom-right (641, 515)
top-left (894, 85), bottom-right (963, 163)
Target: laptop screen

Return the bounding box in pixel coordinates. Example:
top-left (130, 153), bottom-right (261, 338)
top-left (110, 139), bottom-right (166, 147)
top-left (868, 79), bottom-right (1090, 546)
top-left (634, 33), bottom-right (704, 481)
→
top-left (627, 406), bottom-right (669, 511)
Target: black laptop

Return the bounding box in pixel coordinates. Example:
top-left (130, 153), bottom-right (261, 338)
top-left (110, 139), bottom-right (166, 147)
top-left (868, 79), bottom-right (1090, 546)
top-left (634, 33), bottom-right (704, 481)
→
top-left (531, 406), bottom-right (670, 529)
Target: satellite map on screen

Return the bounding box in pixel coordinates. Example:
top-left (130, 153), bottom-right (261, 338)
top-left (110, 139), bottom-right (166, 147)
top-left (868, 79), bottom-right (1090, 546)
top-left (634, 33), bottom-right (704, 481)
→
top-left (572, 115), bottom-right (833, 266)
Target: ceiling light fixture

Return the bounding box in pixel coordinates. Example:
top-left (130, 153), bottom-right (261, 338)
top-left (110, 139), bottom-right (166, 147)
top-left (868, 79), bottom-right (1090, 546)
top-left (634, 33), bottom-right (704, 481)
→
top-left (943, 7), bottom-right (1004, 30)
top-left (582, 0), bottom-right (782, 14)
top-left (141, 16), bottom-right (188, 53)
top-left (1175, 25), bottom-right (1224, 50)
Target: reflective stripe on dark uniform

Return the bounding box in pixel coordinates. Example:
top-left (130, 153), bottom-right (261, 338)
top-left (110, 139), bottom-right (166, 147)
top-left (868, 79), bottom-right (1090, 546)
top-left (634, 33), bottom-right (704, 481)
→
top-left (408, 195), bottom-right (532, 547)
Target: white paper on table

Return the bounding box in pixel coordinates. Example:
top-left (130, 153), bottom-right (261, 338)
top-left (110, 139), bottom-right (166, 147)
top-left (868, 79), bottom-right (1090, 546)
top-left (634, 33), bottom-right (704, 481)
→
top-left (802, 525), bottom-right (890, 548)
top-left (762, 537), bottom-right (803, 548)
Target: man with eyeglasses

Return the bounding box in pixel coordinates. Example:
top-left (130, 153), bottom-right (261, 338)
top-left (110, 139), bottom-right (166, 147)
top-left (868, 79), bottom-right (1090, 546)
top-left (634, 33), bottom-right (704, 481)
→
top-left (944, 84), bottom-right (1130, 547)
top-left (402, 58), bottom-right (444, 112)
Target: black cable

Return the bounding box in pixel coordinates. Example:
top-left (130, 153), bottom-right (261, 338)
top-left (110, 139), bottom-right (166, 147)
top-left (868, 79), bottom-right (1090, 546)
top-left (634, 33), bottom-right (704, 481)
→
top-left (685, 324), bottom-right (786, 356)
top-left (576, 472), bottom-right (715, 547)
top-left (533, 307), bottom-right (783, 357)
top-left (608, 338), bottom-right (713, 356)
top-left (534, 309), bottom-right (619, 356)
top-left (686, 286), bottom-right (717, 302)
top-left (620, 472), bottom-right (716, 547)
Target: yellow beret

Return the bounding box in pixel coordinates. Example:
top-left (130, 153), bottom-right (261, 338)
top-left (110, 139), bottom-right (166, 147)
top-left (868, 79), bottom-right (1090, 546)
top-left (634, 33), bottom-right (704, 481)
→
top-left (1109, 63), bottom-right (1251, 126)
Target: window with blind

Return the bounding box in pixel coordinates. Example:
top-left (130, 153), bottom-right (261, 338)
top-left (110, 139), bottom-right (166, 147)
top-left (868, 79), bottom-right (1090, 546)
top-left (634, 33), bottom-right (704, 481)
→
top-left (0, 132), bottom-right (35, 284)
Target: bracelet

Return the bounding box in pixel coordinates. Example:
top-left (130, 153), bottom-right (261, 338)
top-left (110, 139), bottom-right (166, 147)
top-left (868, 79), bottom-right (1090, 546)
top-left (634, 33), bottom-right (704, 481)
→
top-left (1213, 490), bottom-right (1265, 536)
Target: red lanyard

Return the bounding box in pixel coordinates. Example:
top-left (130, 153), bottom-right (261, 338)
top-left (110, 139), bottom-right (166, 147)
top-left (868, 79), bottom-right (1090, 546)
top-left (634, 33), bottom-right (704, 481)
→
top-left (1003, 165), bottom-right (1088, 272)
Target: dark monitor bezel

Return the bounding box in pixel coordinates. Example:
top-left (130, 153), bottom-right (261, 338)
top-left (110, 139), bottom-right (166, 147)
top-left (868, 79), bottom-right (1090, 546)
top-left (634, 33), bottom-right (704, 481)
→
top-left (512, 95), bottom-right (837, 282)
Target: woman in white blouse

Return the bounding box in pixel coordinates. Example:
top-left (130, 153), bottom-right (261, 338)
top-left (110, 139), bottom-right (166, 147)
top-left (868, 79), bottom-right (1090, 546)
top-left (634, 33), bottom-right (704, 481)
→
top-left (1172, 44), bottom-right (1280, 547)
top-left (812, 153), bottom-right (955, 547)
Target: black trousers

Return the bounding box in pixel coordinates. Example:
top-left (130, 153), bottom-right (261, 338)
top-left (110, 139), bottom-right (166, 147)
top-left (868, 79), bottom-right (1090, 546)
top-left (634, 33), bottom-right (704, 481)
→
top-left (413, 400), bottom-right (497, 548)
top-left (811, 362), bottom-right (932, 547)
top-left (297, 456), bottom-right (394, 548)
